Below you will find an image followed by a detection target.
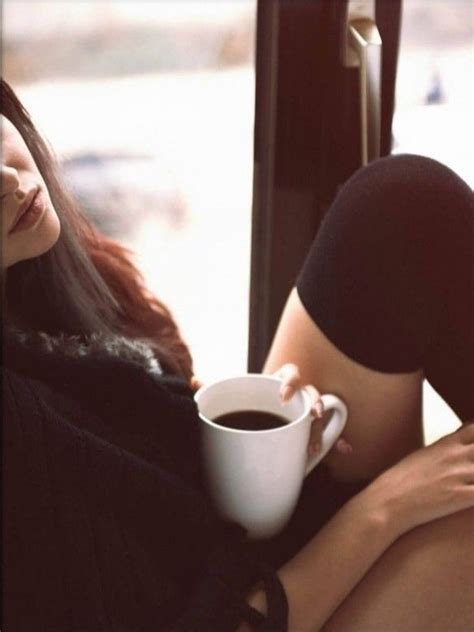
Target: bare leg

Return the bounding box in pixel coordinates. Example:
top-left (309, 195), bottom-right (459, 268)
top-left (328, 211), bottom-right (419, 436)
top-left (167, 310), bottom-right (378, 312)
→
top-left (263, 155), bottom-right (473, 628)
top-left (264, 288), bottom-right (424, 483)
top-left (321, 506), bottom-right (474, 632)
top-left (265, 290), bottom-right (474, 631)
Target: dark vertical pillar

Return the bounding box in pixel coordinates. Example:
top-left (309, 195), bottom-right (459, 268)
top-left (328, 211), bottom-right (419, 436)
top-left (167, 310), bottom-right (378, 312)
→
top-left (248, 0), bottom-right (401, 372)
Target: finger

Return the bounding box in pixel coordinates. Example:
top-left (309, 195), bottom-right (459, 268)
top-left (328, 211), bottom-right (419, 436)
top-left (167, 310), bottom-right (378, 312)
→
top-left (311, 437), bottom-right (354, 458)
top-left (335, 437), bottom-right (353, 455)
top-left (308, 418), bottom-right (325, 455)
top-left (190, 376), bottom-right (203, 392)
top-left (271, 362), bottom-right (299, 381)
top-left (304, 384), bottom-right (324, 418)
top-left (456, 422), bottom-right (474, 445)
top-left (275, 364), bottom-right (301, 402)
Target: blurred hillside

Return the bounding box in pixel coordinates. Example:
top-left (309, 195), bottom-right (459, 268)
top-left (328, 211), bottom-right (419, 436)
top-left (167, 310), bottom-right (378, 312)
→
top-left (4, 2), bottom-right (255, 83)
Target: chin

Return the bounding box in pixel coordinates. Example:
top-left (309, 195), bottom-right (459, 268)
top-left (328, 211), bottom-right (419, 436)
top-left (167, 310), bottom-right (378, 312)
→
top-left (41, 211), bottom-right (61, 250)
top-left (28, 204), bottom-right (61, 254)
top-left (4, 208), bottom-right (61, 268)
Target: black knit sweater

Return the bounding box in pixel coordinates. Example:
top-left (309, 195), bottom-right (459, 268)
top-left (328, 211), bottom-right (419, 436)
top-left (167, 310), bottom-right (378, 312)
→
top-left (3, 326), bottom-right (289, 631)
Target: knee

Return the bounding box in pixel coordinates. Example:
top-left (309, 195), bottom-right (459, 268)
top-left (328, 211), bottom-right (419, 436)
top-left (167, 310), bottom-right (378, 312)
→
top-left (325, 153), bottom-right (472, 244)
top-left (349, 154), bottom-right (470, 202)
top-left (321, 506), bottom-right (474, 632)
top-left (418, 504), bottom-right (474, 548)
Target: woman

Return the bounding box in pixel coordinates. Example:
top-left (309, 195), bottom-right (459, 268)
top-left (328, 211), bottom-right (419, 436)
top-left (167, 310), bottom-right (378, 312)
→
top-left (2, 77), bottom-right (473, 632)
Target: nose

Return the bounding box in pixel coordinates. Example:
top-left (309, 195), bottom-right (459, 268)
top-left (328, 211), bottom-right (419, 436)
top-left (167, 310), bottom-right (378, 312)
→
top-left (1, 165), bottom-right (22, 200)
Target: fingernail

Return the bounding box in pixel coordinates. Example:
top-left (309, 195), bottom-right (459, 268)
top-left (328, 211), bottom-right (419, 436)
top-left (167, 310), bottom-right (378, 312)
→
top-left (338, 441), bottom-right (353, 455)
top-left (280, 385), bottom-right (292, 403)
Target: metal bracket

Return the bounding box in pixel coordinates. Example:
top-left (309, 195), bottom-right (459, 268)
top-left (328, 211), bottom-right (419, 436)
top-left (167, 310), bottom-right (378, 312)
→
top-left (342, 0), bottom-right (382, 165)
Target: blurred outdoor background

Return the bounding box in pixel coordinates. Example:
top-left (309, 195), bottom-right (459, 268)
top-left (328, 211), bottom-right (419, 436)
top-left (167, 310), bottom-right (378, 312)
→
top-left (3, 0), bottom-right (473, 443)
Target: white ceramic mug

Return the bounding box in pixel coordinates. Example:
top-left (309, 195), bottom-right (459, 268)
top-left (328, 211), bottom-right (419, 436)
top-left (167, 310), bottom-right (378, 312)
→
top-left (194, 374), bottom-right (347, 539)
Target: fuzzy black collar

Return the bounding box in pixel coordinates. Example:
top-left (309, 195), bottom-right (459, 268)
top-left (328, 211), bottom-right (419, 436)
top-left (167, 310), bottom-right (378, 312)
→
top-left (3, 324), bottom-right (195, 430)
top-left (2, 325), bottom-right (179, 413)
top-left (3, 325), bottom-right (163, 379)
top-left (2, 324), bottom-right (203, 492)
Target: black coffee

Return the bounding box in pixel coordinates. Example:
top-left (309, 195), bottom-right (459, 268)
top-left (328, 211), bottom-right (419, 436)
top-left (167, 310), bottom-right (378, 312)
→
top-left (213, 410), bottom-right (288, 431)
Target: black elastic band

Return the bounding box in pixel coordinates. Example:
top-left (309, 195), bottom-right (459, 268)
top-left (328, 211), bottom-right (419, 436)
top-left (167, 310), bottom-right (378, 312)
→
top-left (240, 563), bottom-right (289, 631)
top-left (241, 602), bottom-right (266, 627)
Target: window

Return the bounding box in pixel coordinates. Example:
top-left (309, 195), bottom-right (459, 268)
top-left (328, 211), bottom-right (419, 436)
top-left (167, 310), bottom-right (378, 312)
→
top-left (393, 0), bottom-right (473, 185)
top-left (393, 0), bottom-right (472, 441)
top-left (4, 0), bottom-right (256, 382)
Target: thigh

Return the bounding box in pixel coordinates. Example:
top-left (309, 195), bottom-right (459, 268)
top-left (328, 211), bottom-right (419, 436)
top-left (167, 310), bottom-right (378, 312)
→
top-left (264, 288), bottom-right (424, 483)
top-left (321, 506), bottom-right (474, 632)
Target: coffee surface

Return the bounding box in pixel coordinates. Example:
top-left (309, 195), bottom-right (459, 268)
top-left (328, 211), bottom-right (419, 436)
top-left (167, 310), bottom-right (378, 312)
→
top-left (213, 410), bottom-right (288, 431)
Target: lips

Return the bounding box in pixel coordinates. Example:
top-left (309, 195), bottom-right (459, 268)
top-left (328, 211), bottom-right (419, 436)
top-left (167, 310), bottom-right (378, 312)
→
top-left (9, 186), bottom-right (40, 234)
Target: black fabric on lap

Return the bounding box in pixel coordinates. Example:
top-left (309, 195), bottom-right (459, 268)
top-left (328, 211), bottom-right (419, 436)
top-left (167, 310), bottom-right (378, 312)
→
top-left (238, 563), bottom-right (289, 631)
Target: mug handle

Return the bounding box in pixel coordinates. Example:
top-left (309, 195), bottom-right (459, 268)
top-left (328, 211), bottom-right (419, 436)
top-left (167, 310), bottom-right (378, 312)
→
top-left (305, 394), bottom-right (348, 476)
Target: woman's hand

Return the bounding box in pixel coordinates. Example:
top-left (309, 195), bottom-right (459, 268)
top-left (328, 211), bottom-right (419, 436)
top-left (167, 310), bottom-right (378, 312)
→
top-left (192, 365), bottom-right (353, 458)
top-left (190, 375), bottom-right (202, 392)
top-left (359, 422), bottom-right (474, 537)
top-left (271, 363), bottom-right (353, 458)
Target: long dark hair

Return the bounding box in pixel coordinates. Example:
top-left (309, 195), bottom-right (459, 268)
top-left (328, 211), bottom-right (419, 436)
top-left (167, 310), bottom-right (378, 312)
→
top-left (1, 78), bottom-right (193, 381)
